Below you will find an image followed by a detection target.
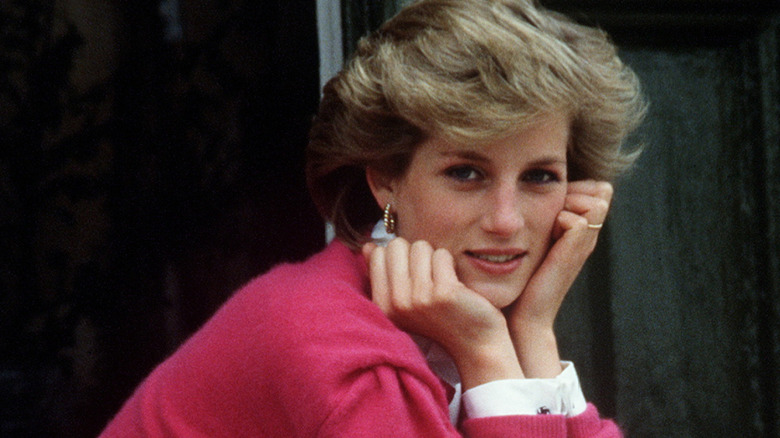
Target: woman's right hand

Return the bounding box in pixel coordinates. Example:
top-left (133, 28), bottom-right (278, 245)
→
top-left (363, 238), bottom-right (524, 389)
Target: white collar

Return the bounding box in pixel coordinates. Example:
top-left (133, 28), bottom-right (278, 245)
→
top-left (370, 220), bottom-right (396, 246)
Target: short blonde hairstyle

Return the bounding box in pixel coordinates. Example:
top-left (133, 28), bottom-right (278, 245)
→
top-left (307, 0), bottom-right (646, 248)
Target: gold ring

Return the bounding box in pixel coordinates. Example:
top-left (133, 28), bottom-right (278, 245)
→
top-left (587, 223), bottom-right (603, 229)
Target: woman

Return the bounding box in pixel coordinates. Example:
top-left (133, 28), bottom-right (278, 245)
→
top-left (101, 0), bottom-right (644, 436)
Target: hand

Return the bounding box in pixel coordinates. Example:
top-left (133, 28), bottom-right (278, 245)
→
top-left (363, 238), bottom-right (523, 389)
top-left (506, 180), bottom-right (613, 377)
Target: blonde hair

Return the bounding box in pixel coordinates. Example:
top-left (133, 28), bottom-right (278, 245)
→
top-left (307, 0), bottom-right (646, 248)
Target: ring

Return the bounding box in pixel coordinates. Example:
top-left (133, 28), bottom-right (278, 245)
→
top-left (587, 223), bottom-right (604, 229)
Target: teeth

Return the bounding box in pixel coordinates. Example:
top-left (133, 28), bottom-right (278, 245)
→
top-left (472, 253), bottom-right (518, 263)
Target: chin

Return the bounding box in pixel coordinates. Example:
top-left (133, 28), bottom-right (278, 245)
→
top-left (468, 281), bottom-right (524, 309)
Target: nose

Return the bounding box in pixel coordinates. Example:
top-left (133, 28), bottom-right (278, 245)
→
top-left (481, 181), bottom-right (524, 236)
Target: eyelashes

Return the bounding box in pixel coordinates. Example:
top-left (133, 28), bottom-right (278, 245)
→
top-left (521, 169), bottom-right (561, 184)
top-left (445, 165), bottom-right (483, 182)
top-left (445, 165), bottom-right (563, 185)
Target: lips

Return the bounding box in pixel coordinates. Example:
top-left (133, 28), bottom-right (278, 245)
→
top-left (467, 253), bottom-right (521, 263)
top-left (464, 249), bottom-right (526, 275)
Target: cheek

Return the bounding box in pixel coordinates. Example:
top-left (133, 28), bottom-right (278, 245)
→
top-left (396, 186), bottom-right (467, 245)
top-left (401, 200), bottom-right (463, 243)
top-left (529, 194), bottom-right (566, 238)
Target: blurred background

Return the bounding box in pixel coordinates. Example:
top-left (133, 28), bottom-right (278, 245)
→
top-left (1, 0), bottom-right (778, 436)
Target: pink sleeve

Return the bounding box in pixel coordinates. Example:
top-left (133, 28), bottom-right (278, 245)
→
top-left (318, 364), bottom-right (460, 437)
top-left (566, 404), bottom-right (623, 438)
top-left (461, 415), bottom-right (567, 438)
top-left (318, 365), bottom-right (620, 438)
top-left (460, 403), bottom-right (621, 438)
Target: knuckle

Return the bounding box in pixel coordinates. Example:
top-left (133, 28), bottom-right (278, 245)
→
top-left (431, 282), bottom-right (454, 302)
top-left (410, 240), bottom-right (433, 256)
top-left (387, 237), bottom-right (409, 251)
top-left (411, 293), bottom-right (433, 309)
top-left (432, 247), bottom-right (452, 262)
top-left (391, 296), bottom-right (412, 313)
top-left (411, 239), bottom-right (431, 250)
top-left (413, 275), bottom-right (433, 292)
top-left (597, 181), bottom-right (614, 198)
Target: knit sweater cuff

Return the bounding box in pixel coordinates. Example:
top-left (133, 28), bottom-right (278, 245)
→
top-left (461, 414), bottom-right (566, 438)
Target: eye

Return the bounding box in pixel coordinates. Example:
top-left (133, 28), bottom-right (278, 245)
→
top-left (522, 169), bottom-right (561, 184)
top-left (445, 165), bottom-right (483, 182)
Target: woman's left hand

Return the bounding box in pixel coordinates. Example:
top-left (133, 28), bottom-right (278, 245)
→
top-left (505, 180), bottom-right (613, 377)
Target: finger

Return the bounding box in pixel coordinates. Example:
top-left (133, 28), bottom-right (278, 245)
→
top-left (386, 238), bottom-right (413, 310)
top-left (409, 240), bottom-right (434, 303)
top-left (567, 180), bottom-right (613, 203)
top-left (362, 242), bottom-right (377, 261)
top-left (536, 210), bottom-right (593, 288)
top-left (431, 247), bottom-right (458, 293)
top-left (553, 192), bottom-right (607, 240)
top-left (564, 193), bottom-right (610, 221)
top-left (557, 209), bottom-right (591, 234)
top-left (367, 245), bottom-right (391, 312)
top-left (553, 210), bottom-right (598, 258)
top-left (565, 181), bottom-right (612, 226)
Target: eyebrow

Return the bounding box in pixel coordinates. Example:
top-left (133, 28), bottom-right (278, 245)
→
top-left (438, 150), bottom-right (490, 163)
top-left (437, 150), bottom-right (567, 166)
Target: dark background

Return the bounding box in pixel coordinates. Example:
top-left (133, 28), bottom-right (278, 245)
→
top-left (1, 0), bottom-right (323, 436)
top-left (3, 0), bottom-right (780, 437)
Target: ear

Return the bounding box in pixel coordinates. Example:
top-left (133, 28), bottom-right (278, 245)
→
top-left (365, 167), bottom-right (396, 209)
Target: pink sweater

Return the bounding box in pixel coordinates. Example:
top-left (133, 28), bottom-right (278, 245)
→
top-left (100, 240), bottom-right (621, 437)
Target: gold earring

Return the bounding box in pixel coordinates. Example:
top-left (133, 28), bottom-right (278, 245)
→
top-left (383, 203), bottom-right (396, 235)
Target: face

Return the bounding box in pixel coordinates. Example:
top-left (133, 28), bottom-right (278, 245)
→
top-left (371, 113), bottom-right (570, 308)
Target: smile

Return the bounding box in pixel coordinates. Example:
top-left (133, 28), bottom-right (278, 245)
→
top-left (466, 252), bottom-right (521, 263)
top-left (464, 250), bottom-right (525, 276)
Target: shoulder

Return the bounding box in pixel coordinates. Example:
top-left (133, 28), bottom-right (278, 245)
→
top-left (191, 240), bottom-right (428, 374)
top-left (214, 241), bottom-right (440, 418)
top-left (110, 241), bottom-right (445, 436)
top-left (243, 239), bottom-right (371, 318)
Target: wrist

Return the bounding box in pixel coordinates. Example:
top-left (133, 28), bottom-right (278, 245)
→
top-left (449, 327), bottom-right (524, 390)
top-left (510, 323), bottom-right (562, 378)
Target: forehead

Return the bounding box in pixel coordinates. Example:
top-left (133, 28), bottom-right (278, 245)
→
top-left (417, 114), bottom-right (571, 161)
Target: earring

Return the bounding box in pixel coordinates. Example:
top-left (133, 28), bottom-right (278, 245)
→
top-left (383, 203), bottom-right (396, 235)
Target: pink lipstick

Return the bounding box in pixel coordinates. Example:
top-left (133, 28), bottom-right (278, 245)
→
top-left (464, 249), bottom-right (526, 275)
